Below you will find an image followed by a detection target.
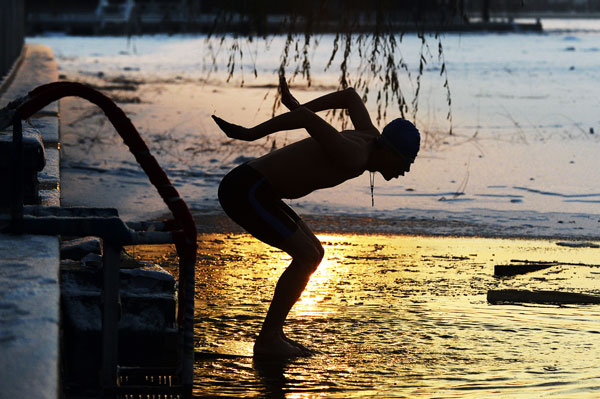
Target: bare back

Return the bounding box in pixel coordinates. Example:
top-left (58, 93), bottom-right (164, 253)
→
top-left (249, 130), bottom-right (376, 199)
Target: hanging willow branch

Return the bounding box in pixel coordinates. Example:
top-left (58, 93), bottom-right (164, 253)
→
top-left (206, 0), bottom-right (462, 135)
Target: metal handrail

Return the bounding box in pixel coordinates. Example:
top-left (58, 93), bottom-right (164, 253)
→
top-left (2, 82), bottom-right (197, 398)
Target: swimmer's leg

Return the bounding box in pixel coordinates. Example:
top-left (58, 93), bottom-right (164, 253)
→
top-left (278, 218), bottom-right (325, 355)
top-left (254, 222), bottom-right (324, 358)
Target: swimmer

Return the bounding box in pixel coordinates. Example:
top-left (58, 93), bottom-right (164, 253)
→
top-left (213, 77), bottom-right (420, 357)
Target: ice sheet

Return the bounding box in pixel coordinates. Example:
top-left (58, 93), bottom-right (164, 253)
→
top-left (29, 21), bottom-right (600, 237)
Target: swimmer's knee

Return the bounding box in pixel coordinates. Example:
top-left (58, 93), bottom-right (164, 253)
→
top-left (311, 242), bottom-right (324, 266)
top-left (315, 242), bottom-right (325, 262)
top-left (294, 244), bottom-right (324, 275)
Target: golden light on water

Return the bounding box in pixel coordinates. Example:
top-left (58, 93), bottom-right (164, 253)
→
top-left (133, 233), bottom-right (600, 398)
top-left (293, 234), bottom-right (348, 318)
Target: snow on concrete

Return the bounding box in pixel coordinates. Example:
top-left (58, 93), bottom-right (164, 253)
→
top-left (0, 43), bottom-right (60, 399)
top-left (0, 234), bottom-right (60, 399)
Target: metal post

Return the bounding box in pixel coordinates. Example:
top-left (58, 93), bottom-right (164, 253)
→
top-left (101, 241), bottom-right (121, 396)
top-left (182, 257), bottom-right (195, 399)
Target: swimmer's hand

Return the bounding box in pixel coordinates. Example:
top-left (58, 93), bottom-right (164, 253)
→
top-left (212, 115), bottom-right (254, 141)
top-left (279, 76), bottom-right (300, 111)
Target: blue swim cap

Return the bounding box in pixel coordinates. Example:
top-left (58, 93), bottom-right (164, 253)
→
top-left (378, 118), bottom-right (420, 162)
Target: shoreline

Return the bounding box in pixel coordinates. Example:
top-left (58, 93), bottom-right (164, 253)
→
top-left (189, 208), bottom-right (600, 241)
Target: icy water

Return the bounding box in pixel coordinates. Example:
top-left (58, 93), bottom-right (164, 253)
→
top-left (135, 233), bottom-right (600, 398)
top-left (31, 21), bottom-right (600, 237)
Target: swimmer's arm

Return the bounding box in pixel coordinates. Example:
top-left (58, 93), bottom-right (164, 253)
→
top-left (281, 77), bottom-right (376, 131)
top-left (285, 107), bottom-right (365, 167)
top-left (236, 107), bottom-right (363, 166)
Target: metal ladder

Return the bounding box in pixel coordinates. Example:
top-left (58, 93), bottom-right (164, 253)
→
top-left (1, 82), bottom-right (197, 398)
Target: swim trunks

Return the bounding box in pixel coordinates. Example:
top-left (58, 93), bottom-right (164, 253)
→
top-left (218, 163), bottom-right (300, 247)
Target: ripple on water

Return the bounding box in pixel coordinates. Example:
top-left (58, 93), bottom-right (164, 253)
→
top-left (133, 234), bottom-right (600, 398)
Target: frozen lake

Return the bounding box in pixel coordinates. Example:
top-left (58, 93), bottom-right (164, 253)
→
top-left (30, 19), bottom-right (600, 238)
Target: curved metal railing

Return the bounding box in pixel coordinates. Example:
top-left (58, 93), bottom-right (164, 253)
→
top-left (4, 81), bottom-right (197, 397)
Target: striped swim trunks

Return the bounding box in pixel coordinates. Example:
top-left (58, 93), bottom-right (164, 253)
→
top-left (218, 163), bottom-right (300, 247)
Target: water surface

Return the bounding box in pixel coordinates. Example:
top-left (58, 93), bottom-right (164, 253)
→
top-left (135, 233), bottom-right (600, 398)
top-left (32, 24), bottom-right (600, 228)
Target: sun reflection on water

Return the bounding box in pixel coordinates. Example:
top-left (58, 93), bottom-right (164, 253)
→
top-left (293, 235), bottom-right (351, 319)
top-left (132, 233), bottom-right (600, 398)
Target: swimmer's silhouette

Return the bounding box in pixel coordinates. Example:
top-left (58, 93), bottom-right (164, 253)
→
top-left (213, 77), bottom-right (420, 357)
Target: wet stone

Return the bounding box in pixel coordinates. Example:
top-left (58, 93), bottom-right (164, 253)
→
top-left (60, 237), bottom-right (102, 260)
top-left (60, 260), bottom-right (177, 330)
top-left (38, 147), bottom-right (59, 185)
top-left (27, 117), bottom-right (59, 147)
top-left (60, 257), bottom-right (178, 390)
top-left (0, 128), bottom-right (47, 207)
top-left (39, 189), bottom-right (59, 207)
top-left (0, 128), bottom-right (46, 171)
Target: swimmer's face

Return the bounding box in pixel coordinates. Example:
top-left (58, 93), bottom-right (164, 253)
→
top-left (380, 148), bottom-right (413, 180)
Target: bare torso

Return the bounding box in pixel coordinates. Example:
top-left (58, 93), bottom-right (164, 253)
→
top-left (249, 130), bottom-right (377, 199)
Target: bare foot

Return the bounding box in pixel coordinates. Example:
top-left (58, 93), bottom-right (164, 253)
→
top-left (279, 76), bottom-right (300, 111)
top-left (280, 332), bottom-right (314, 356)
top-left (211, 115), bottom-right (251, 141)
top-left (254, 333), bottom-right (305, 358)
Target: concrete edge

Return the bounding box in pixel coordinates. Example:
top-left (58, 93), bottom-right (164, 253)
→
top-left (0, 43), bottom-right (60, 399)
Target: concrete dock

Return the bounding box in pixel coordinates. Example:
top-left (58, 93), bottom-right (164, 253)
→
top-left (0, 43), bottom-right (60, 399)
top-left (0, 42), bottom-right (186, 399)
